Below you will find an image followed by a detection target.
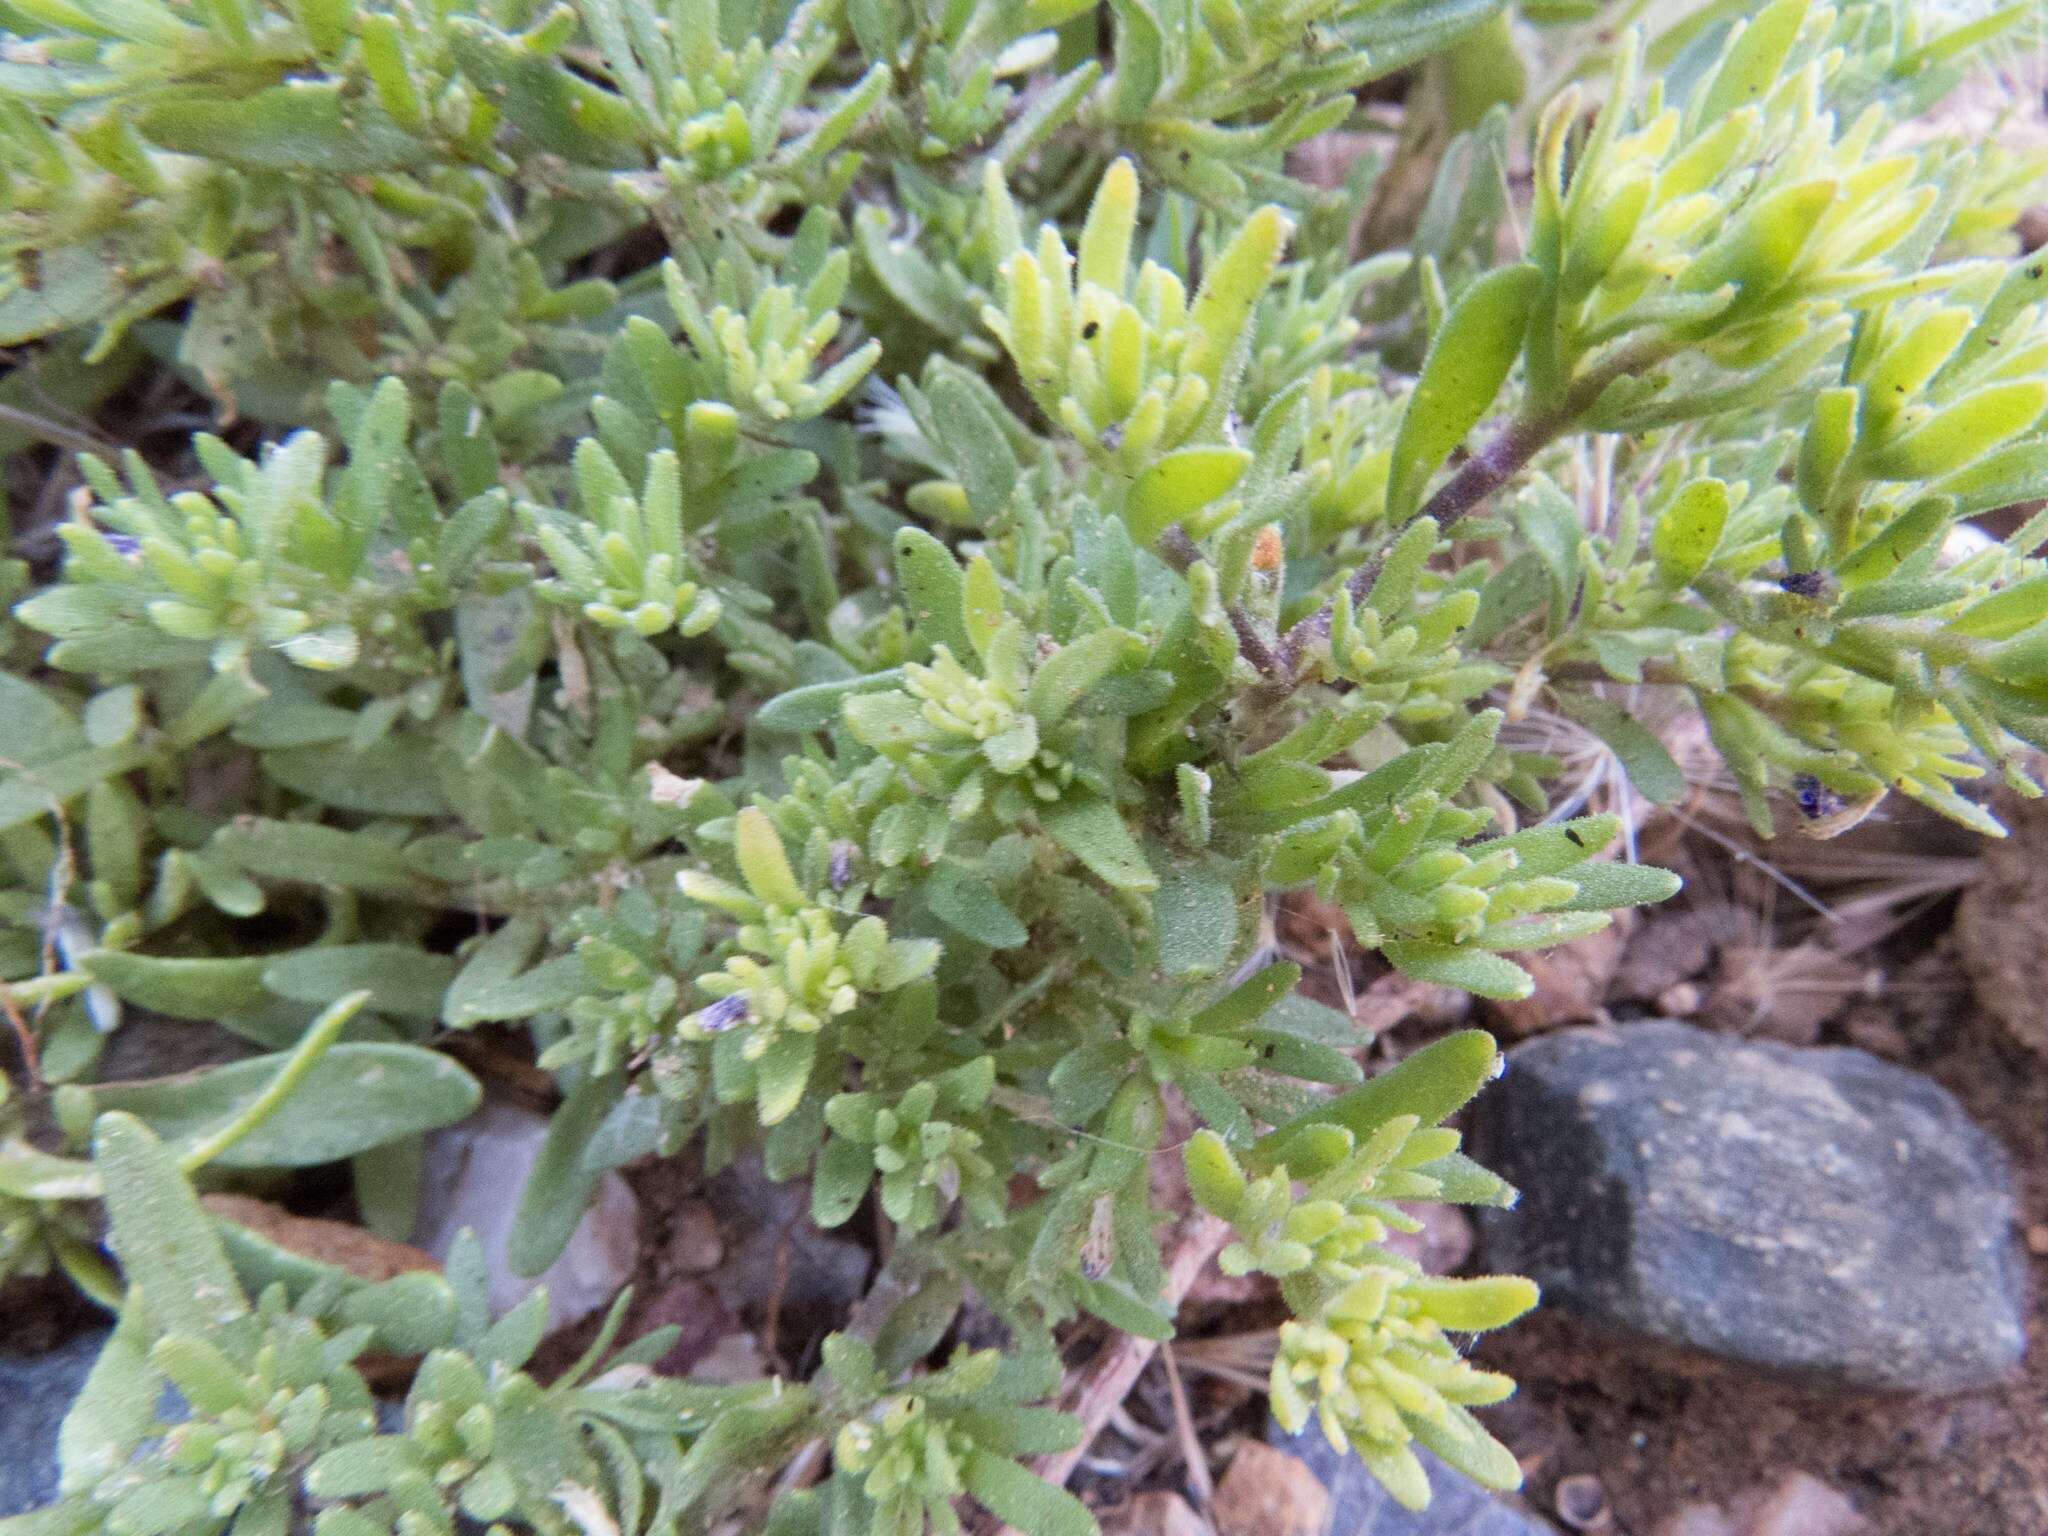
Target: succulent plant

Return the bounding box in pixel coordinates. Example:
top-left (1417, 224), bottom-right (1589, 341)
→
top-left (4, 0), bottom-right (2045, 1530)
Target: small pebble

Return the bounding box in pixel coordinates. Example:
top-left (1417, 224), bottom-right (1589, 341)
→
top-left (1103, 1490), bottom-right (1206, 1536)
top-left (1213, 1442), bottom-right (1329, 1536)
top-left (666, 1200), bottom-right (724, 1273)
top-left (1554, 1472), bottom-right (1611, 1531)
top-left (1656, 980), bottom-right (1702, 1017)
top-left (1743, 1472), bottom-right (1868, 1536)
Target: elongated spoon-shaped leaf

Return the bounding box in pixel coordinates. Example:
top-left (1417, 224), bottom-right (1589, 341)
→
top-left (1386, 264), bottom-right (1540, 522)
top-left (91, 1029), bottom-right (479, 1170)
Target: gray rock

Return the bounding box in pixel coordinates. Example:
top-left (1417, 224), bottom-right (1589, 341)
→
top-left (1267, 1423), bottom-right (1556, 1536)
top-left (413, 1102), bottom-right (640, 1330)
top-left (1471, 1019), bottom-right (2027, 1393)
top-left (0, 1328), bottom-right (108, 1515)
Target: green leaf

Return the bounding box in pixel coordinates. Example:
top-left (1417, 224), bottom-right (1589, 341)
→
top-left (212, 1203), bottom-right (362, 1304)
top-left (1123, 448), bottom-right (1251, 543)
top-left (1560, 861), bottom-right (1683, 910)
top-left (262, 735), bottom-right (448, 816)
top-left (151, 1333), bottom-right (252, 1415)
top-left (928, 864), bottom-right (1030, 949)
top-left (1188, 962), bottom-right (1301, 1036)
top-left (1565, 697), bottom-right (1686, 804)
top-left (1257, 992), bottom-right (1365, 1047)
top-left (0, 743), bottom-right (152, 833)
top-left (1183, 205), bottom-right (1292, 387)
top-left (1680, 179), bottom-right (1834, 305)
top-left (1696, 0), bottom-right (1808, 125)
top-left (956, 1407), bottom-right (1085, 1458)
top-left (1410, 1150), bottom-right (1517, 1207)
top-left (305, 1439), bottom-right (421, 1499)
top-left (1183, 1129), bottom-right (1247, 1217)
top-left (508, 1072), bottom-right (622, 1278)
top-left (445, 952), bottom-right (588, 1026)
top-left (929, 372), bottom-right (1020, 524)
top-left (1410, 1406), bottom-right (1523, 1493)
top-left (1650, 478), bottom-right (1729, 587)
top-left (56, 1311), bottom-right (156, 1496)
top-left (1028, 628), bottom-right (1147, 724)
top-left (1467, 551), bottom-right (1551, 645)
top-left (735, 806), bottom-right (805, 907)
top-left (1152, 861), bottom-right (1239, 977)
top-left (80, 950), bottom-right (270, 1019)
top-left (445, 16), bottom-right (646, 167)
top-left (93, 1113), bottom-right (247, 1336)
top-left (1108, 0), bottom-right (1162, 119)
top-left (1253, 1028), bottom-right (1502, 1173)
top-left (337, 1271), bottom-right (459, 1356)
top-left (0, 244), bottom-right (123, 346)
top-left (90, 1044), bottom-right (480, 1167)
top-left (1512, 479), bottom-right (1582, 624)
top-left (456, 588), bottom-right (537, 737)
top-left (1049, 1041), bottom-right (1128, 1124)
top-left (139, 82), bottom-right (431, 171)
top-left (1077, 158), bottom-right (1139, 288)
top-left (1867, 381), bottom-right (2048, 481)
top-left (1421, 706), bottom-right (1504, 796)
top-left (874, 1272), bottom-right (965, 1376)
top-left (1075, 1275), bottom-right (1175, 1341)
top-left (478, 1286), bottom-right (546, 1370)
top-left (812, 1136), bottom-right (874, 1227)
top-left (842, 690), bottom-right (934, 751)
top-left (1386, 264), bottom-right (1540, 521)
top-left (962, 556), bottom-right (1006, 661)
top-left (757, 671), bottom-right (906, 733)
top-left (1042, 796), bottom-right (1157, 892)
top-left (1404, 1274), bottom-right (1539, 1331)
top-left (444, 917), bottom-right (540, 1020)
top-left (1382, 941), bottom-right (1533, 998)
top-left (895, 527), bottom-right (974, 661)
top-left (753, 1033), bottom-right (817, 1126)
top-left (1948, 574), bottom-right (2048, 640)
top-left (0, 674), bottom-right (86, 761)
top-left (0, 1144), bottom-right (99, 1202)
top-left (263, 944), bottom-right (456, 1021)
top-left (211, 820), bottom-right (420, 897)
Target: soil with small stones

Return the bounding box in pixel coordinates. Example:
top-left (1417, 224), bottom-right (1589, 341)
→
top-left (1272, 792), bottom-right (2048, 1536)
top-left (1473, 1009), bottom-right (2048, 1536)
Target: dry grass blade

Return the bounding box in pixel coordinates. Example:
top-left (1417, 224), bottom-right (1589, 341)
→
top-left (1014, 1210), bottom-right (1233, 1511)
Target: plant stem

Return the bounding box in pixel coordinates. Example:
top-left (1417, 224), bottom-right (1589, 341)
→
top-left (1282, 336), bottom-right (1677, 671)
top-left (1, 972), bottom-right (92, 1008)
top-left (178, 990), bottom-right (368, 1173)
top-left (1412, 408), bottom-right (1564, 528)
top-left (1274, 406), bottom-right (1565, 673)
top-left (1155, 527), bottom-right (1294, 682)
top-left (1156, 338), bottom-right (1676, 688)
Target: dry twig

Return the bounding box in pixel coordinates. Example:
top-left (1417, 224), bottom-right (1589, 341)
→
top-left (1028, 1210), bottom-right (1233, 1494)
top-left (1159, 1343), bottom-right (1216, 1517)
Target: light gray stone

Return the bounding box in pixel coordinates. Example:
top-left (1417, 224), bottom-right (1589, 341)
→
top-left (413, 1102), bottom-right (639, 1329)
